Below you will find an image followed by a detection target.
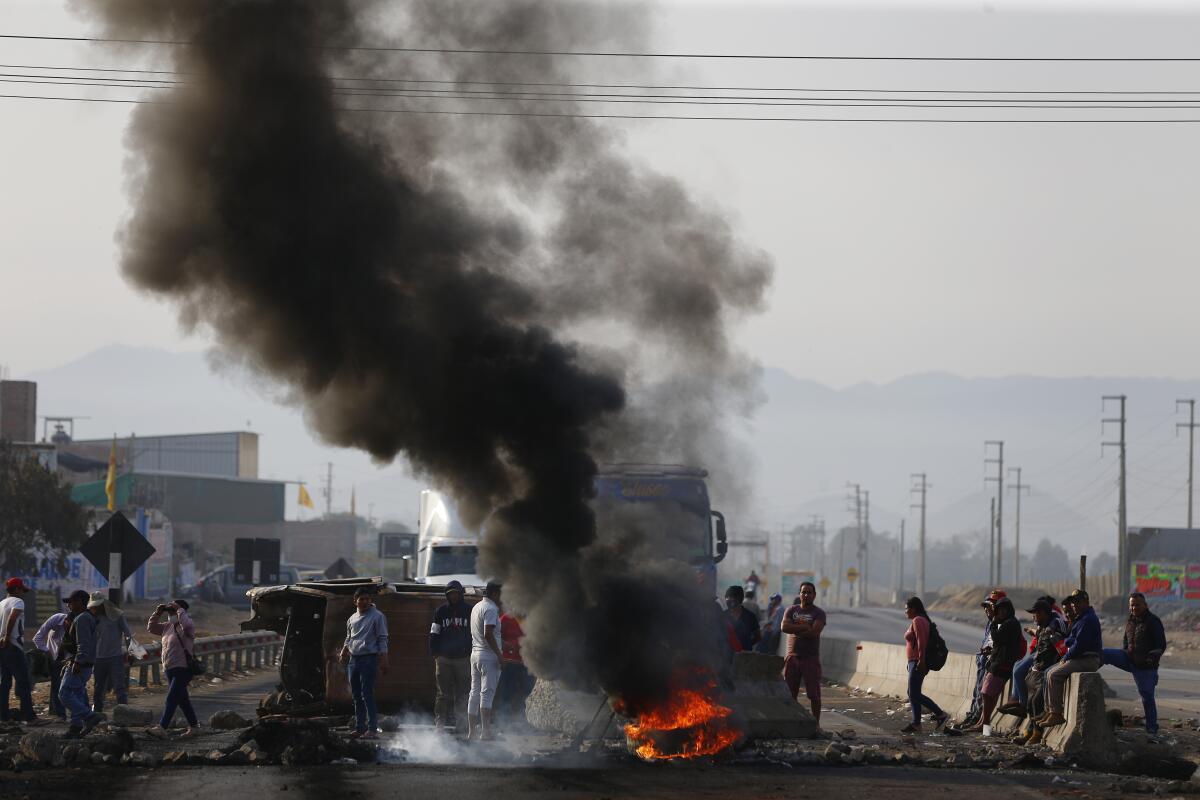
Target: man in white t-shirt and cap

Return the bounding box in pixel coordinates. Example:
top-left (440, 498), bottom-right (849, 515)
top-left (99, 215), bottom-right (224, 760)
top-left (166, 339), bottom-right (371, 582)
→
top-left (468, 580), bottom-right (504, 741)
top-left (0, 577), bottom-right (45, 725)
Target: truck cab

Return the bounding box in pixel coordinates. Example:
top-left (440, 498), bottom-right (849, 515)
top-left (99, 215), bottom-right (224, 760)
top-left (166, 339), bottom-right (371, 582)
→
top-left (416, 489), bottom-right (484, 587)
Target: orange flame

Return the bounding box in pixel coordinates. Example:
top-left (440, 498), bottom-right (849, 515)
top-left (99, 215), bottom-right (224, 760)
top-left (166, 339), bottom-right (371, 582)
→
top-left (622, 675), bottom-right (741, 760)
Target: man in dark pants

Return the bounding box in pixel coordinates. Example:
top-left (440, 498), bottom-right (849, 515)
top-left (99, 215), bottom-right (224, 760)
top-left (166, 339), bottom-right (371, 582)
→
top-left (1103, 592), bottom-right (1167, 735)
top-left (429, 580), bottom-right (472, 734)
top-left (0, 577), bottom-right (43, 725)
top-left (1041, 589), bottom-right (1103, 729)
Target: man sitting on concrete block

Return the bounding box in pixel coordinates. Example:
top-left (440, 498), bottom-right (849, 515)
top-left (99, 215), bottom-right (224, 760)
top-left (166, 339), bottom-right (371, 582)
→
top-left (1040, 589), bottom-right (1102, 729)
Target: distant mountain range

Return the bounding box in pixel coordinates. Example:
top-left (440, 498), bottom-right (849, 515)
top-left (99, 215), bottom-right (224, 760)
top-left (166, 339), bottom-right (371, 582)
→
top-left (21, 345), bottom-right (1200, 558)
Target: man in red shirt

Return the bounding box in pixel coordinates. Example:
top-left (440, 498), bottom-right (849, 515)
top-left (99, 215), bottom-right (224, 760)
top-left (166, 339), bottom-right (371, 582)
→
top-left (495, 612), bottom-right (534, 726)
top-left (781, 582), bottom-right (826, 723)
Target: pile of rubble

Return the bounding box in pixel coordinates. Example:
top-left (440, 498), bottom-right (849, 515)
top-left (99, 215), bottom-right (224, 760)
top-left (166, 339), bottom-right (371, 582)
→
top-left (0, 710), bottom-right (382, 772)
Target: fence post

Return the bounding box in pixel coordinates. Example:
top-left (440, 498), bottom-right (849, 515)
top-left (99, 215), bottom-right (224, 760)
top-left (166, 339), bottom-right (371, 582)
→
top-left (224, 651), bottom-right (233, 673)
top-left (235, 649), bottom-right (243, 671)
top-left (152, 663), bottom-right (161, 685)
top-left (138, 664), bottom-right (149, 687)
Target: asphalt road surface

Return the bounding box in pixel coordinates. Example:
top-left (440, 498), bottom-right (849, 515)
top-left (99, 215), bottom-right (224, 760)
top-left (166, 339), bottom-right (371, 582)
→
top-left (6, 759), bottom-right (1113, 800)
top-left (822, 605), bottom-right (1200, 719)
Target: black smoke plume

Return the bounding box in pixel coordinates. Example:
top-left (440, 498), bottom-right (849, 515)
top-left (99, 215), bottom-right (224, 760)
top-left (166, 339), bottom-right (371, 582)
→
top-left (86, 0), bottom-right (770, 715)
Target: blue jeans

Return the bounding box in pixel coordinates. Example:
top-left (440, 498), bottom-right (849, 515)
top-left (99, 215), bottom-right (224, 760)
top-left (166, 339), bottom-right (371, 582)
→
top-left (1103, 648), bottom-right (1159, 733)
top-left (60, 665), bottom-right (94, 727)
top-left (907, 660), bottom-right (945, 725)
top-left (348, 654), bottom-right (379, 733)
top-left (0, 644), bottom-right (35, 722)
top-left (161, 667), bottom-right (198, 729)
top-left (1010, 652), bottom-right (1035, 705)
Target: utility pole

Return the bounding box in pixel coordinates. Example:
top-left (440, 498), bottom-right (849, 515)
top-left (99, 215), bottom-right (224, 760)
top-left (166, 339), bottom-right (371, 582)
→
top-left (984, 441), bottom-right (1005, 585)
top-left (989, 497), bottom-right (996, 585)
top-left (1178, 399), bottom-right (1197, 528)
top-left (896, 518), bottom-right (906, 602)
top-left (862, 490), bottom-right (871, 606)
top-left (846, 483), bottom-right (863, 607)
top-left (810, 515), bottom-right (826, 579)
top-left (910, 473), bottom-right (929, 597)
top-left (323, 461), bottom-right (334, 516)
top-left (1008, 467), bottom-right (1030, 586)
top-left (1102, 395), bottom-right (1128, 595)
top-left (836, 529), bottom-right (846, 606)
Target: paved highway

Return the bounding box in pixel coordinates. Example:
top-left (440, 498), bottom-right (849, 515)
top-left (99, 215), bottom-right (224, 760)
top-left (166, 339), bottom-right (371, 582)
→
top-left (821, 605), bottom-right (1200, 720)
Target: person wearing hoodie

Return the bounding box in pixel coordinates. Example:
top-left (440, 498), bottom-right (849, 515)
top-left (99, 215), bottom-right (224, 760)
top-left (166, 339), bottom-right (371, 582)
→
top-left (965, 597), bottom-right (1024, 732)
top-left (91, 595), bottom-right (133, 713)
top-left (429, 580), bottom-right (472, 734)
top-left (1103, 592), bottom-right (1167, 735)
top-left (1040, 589), bottom-right (1103, 729)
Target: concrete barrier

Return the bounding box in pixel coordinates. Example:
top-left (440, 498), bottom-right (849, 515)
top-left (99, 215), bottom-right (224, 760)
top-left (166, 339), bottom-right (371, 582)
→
top-left (821, 638), bottom-right (1117, 762)
top-left (820, 638), bottom-right (980, 721)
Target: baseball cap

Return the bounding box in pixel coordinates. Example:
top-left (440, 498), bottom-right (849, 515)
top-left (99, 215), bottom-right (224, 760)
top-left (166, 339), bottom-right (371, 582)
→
top-left (1064, 588), bottom-right (1090, 605)
top-left (63, 589), bottom-right (90, 605)
top-left (445, 580), bottom-right (464, 594)
top-left (1026, 598), bottom-right (1052, 615)
top-left (5, 578), bottom-right (30, 592)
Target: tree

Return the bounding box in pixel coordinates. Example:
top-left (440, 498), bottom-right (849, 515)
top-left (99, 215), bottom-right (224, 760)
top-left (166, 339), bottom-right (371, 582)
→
top-left (1027, 537), bottom-right (1073, 584)
top-left (0, 439), bottom-right (91, 575)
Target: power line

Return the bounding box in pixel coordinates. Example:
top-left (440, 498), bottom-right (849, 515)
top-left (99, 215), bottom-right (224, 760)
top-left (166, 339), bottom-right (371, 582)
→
top-left (19, 73), bottom-right (1200, 109)
top-left (11, 93), bottom-right (1200, 123)
top-left (21, 77), bottom-right (1200, 110)
top-left (5, 33), bottom-right (1200, 62)
top-left (9, 62), bottom-right (1200, 96)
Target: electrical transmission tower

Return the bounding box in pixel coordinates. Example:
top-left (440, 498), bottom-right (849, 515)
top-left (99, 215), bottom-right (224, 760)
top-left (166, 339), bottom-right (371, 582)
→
top-left (1178, 399), bottom-right (1197, 528)
top-left (1008, 467), bottom-right (1030, 586)
top-left (984, 441), bottom-right (1005, 585)
top-left (910, 473), bottom-right (929, 597)
top-left (1102, 395), bottom-right (1127, 595)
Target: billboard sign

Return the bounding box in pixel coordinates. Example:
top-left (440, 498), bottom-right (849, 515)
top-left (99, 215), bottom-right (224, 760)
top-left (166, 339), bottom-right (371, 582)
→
top-left (1131, 561), bottom-right (1200, 602)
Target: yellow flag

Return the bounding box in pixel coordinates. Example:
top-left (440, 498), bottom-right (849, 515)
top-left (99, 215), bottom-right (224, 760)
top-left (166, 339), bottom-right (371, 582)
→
top-left (351, 486), bottom-right (357, 517)
top-left (104, 437), bottom-right (117, 512)
top-left (298, 483), bottom-right (315, 509)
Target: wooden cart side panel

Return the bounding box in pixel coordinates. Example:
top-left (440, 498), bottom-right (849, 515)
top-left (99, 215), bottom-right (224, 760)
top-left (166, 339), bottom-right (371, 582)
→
top-left (322, 593), bottom-right (477, 711)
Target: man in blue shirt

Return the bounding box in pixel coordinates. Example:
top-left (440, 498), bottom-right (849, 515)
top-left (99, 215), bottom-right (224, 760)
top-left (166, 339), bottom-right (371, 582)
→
top-left (1040, 589), bottom-right (1103, 729)
top-left (338, 588), bottom-right (390, 739)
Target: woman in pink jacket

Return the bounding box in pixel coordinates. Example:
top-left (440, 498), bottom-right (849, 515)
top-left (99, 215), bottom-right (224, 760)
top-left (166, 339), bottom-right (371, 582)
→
top-left (901, 596), bottom-right (950, 734)
top-left (144, 600), bottom-right (200, 738)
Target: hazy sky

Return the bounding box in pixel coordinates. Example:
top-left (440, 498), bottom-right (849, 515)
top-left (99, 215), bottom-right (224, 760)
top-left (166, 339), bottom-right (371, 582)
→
top-left (4, 0), bottom-right (1200, 390)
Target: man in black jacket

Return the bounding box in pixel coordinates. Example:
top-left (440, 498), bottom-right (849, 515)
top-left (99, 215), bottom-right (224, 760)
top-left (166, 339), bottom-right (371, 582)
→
top-left (1015, 598), bottom-right (1065, 745)
top-left (1102, 592), bottom-right (1167, 735)
top-left (429, 581), bottom-right (472, 734)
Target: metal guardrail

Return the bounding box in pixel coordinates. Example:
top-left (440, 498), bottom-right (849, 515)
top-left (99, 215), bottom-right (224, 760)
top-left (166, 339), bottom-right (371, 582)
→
top-left (131, 631), bottom-right (283, 687)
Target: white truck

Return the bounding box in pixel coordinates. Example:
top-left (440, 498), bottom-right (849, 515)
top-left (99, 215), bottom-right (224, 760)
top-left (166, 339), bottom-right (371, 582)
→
top-left (416, 489), bottom-right (484, 588)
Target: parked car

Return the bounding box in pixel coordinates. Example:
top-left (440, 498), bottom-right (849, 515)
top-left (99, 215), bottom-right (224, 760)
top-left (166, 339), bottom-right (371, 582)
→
top-left (180, 563), bottom-right (303, 608)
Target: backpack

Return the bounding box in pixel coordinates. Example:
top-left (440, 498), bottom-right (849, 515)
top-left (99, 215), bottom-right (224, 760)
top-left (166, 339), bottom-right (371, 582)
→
top-left (926, 621), bottom-right (950, 671)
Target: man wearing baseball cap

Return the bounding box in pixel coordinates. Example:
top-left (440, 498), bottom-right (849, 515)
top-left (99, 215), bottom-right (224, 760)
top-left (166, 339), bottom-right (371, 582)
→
top-left (429, 580), bottom-right (472, 734)
top-left (0, 578), bottom-right (43, 725)
top-left (1040, 589), bottom-right (1103, 729)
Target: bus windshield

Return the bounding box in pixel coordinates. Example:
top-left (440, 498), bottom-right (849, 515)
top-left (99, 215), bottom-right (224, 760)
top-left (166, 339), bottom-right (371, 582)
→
top-left (593, 476), bottom-right (712, 561)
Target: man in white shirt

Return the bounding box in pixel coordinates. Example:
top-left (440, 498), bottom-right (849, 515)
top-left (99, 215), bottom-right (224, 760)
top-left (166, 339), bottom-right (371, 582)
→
top-left (468, 581), bottom-right (504, 741)
top-left (0, 578), bottom-right (42, 725)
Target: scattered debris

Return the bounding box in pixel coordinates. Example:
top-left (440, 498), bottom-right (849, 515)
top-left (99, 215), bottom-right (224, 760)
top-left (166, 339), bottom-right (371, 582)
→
top-left (209, 710), bottom-right (253, 730)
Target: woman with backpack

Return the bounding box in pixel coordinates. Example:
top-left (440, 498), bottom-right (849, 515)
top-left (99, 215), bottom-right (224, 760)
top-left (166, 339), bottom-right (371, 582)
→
top-left (144, 600), bottom-right (201, 738)
top-left (901, 597), bottom-right (950, 734)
